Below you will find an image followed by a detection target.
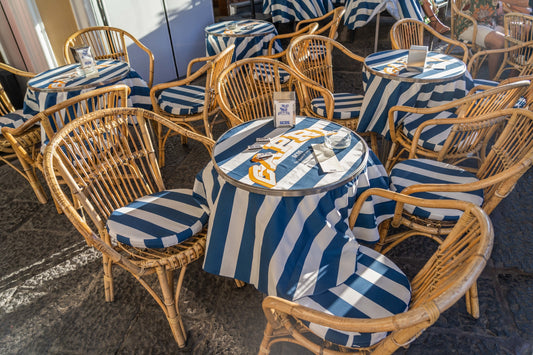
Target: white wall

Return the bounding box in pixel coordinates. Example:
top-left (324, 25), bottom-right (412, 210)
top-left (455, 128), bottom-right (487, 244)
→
top-left (101, 0), bottom-right (214, 84)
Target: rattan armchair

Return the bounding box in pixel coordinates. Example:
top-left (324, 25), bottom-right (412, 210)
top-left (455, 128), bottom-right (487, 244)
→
top-left (63, 26), bottom-right (155, 88)
top-left (42, 107), bottom-right (216, 348)
top-left (286, 34), bottom-right (368, 135)
top-left (150, 45), bottom-right (234, 166)
top-left (382, 108), bottom-right (533, 318)
top-left (390, 18), bottom-right (469, 63)
top-left (294, 6), bottom-right (346, 39)
top-left (385, 80), bottom-right (529, 170)
top-left (2, 85), bottom-right (130, 204)
top-left (260, 188), bottom-right (493, 354)
top-left (0, 63), bottom-right (38, 175)
top-left (217, 57), bottom-right (306, 126)
top-left (467, 40), bottom-right (533, 81)
top-left (449, 0), bottom-right (482, 54)
top-left (503, 12), bottom-right (533, 71)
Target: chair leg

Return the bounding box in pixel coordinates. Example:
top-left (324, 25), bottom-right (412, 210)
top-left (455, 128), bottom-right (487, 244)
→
top-left (466, 282), bottom-right (480, 319)
top-left (156, 266), bottom-right (188, 347)
top-left (258, 322), bottom-right (274, 355)
top-left (102, 255), bottom-right (114, 302)
top-left (234, 279), bottom-right (246, 288)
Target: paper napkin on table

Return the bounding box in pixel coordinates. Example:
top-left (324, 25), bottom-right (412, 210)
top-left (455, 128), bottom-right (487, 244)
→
top-left (312, 144), bottom-right (343, 173)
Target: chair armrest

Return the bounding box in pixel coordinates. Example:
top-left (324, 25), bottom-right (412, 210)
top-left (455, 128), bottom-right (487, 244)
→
top-left (467, 40), bottom-right (533, 79)
top-left (186, 54), bottom-right (217, 77)
top-left (2, 114), bottom-right (43, 167)
top-left (125, 33), bottom-right (155, 88)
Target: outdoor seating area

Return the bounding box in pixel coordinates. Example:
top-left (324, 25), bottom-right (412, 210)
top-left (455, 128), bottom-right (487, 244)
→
top-left (0, 1), bottom-right (532, 354)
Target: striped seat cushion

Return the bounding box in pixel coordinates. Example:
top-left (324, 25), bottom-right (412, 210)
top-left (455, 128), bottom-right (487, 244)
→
top-left (390, 159), bottom-right (484, 221)
top-left (106, 188), bottom-right (208, 248)
top-left (296, 246), bottom-right (411, 348)
top-left (401, 110), bottom-right (457, 151)
top-left (253, 63), bottom-right (291, 84)
top-left (311, 93), bottom-right (363, 119)
top-left (0, 110), bottom-right (32, 134)
top-left (157, 85), bottom-right (206, 116)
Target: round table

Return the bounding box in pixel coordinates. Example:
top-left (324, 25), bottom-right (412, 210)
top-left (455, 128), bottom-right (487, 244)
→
top-left (357, 49), bottom-right (474, 139)
top-left (27, 60), bottom-right (130, 92)
top-left (205, 20), bottom-right (282, 61)
top-left (193, 116), bottom-right (394, 300)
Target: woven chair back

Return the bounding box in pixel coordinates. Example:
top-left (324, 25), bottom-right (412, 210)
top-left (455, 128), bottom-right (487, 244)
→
top-left (217, 57), bottom-right (303, 126)
top-left (0, 82), bottom-right (15, 116)
top-left (390, 18), bottom-right (469, 63)
top-left (63, 26), bottom-right (154, 87)
top-left (295, 6), bottom-right (346, 39)
top-left (475, 108), bottom-right (533, 212)
top-left (287, 34), bottom-right (364, 108)
top-left (504, 13), bottom-right (533, 70)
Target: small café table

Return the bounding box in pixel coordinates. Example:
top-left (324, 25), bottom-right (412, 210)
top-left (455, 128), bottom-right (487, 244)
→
top-left (193, 116), bottom-right (394, 300)
top-left (262, 0), bottom-right (334, 23)
top-left (205, 20), bottom-right (282, 62)
top-left (22, 59), bottom-right (151, 146)
top-left (357, 49), bottom-right (475, 140)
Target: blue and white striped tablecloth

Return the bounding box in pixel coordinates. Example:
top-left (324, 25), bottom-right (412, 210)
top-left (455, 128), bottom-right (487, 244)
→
top-left (22, 59), bottom-right (151, 146)
top-left (205, 20), bottom-right (282, 62)
top-left (263, 0), bottom-right (334, 24)
top-left (193, 116), bottom-right (394, 300)
top-left (357, 50), bottom-right (474, 139)
top-left (343, 0), bottom-right (424, 30)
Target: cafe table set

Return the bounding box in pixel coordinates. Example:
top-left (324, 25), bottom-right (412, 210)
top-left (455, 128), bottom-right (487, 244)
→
top-left (192, 116), bottom-right (397, 301)
top-left (21, 59), bottom-right (150, 147)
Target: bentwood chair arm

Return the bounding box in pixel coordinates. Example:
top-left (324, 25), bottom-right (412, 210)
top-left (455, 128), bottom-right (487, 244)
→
top-left (467, 40), bottom-right (533, 79)
top-left (450, 0), bottom-right (479, 47)
top-left (186, 54), bottom-right (218, 77)
top-left (265, 23), bottom-right (319, 58)
top-left (294, 6), bottom-right (346, 39)
top-left (387, 80), bottom-right (530, 142)
top-left (0, 63), bottom-right (36, 77)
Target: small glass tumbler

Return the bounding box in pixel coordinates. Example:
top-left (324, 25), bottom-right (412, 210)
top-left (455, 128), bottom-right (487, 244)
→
top-left (324, 128), bottom-right (351, 149)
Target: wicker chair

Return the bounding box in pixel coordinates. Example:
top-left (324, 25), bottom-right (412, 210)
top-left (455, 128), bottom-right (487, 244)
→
top-left (150, 45), bottom-right (234, 166)
top-left (260, 188), bottom-right (493, 354)
top-left (217, 57), bottom-right (307, 126)
top-left (2, 84), bottom-right (130, 204)
top-left (467, 40), bottom-right (533, 81)
top-left (382, 108), bottom-right (533, 318)
top-left (294, 6), bottom-right (346, 39)
top-left (63, 26), bottom-right (155, 88)
top-left (390, 18), bottom-right (469, 63)
top-left (0, 63), bottom-right (39, 175)
top-left (286, 35), bottom-right (371, 144)
top-left (385, 80), bottom-right (530, 170)
top-left (503, 13), bottom-right (533, 73)
top-left (449, 0), bottom-right (483, 55)
top-left (42, 107), bottom-right (216, 348)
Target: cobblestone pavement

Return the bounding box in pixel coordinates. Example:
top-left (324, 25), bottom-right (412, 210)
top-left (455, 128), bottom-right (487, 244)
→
top-left (0, 16), bottom-right (532, 355)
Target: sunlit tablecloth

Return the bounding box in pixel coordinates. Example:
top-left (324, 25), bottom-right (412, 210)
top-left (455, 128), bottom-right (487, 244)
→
top-left (263, 0), bottom-right (334, 23)
top-left (357, 50), bottom-right (475, 139)
top-left (343, 0), bottom-right (424, 30)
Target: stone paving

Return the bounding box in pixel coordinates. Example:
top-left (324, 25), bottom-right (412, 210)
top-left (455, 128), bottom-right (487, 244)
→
top-left (0, 15), bottom-right (532, 355)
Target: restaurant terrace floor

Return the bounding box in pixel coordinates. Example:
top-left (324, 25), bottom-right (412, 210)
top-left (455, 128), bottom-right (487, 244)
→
top-left (0, 14), bottom-right (532, 355)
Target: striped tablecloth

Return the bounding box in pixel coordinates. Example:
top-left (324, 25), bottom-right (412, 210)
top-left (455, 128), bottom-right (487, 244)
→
top-left (22, 59), bottom-right (151, 146)
top-left (193, 117), bottom-right (394, 300)
top-left (343, 0), bottom-right (424, 30)
top-left (205, 20), bottom-right (282, 62)
top-left (263, 0), bottom-right (334, 23)
top-left (357, 50), bottom-right (475, 139)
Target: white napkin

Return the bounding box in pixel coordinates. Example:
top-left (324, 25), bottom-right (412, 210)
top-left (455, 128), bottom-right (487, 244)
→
top-left (312, 144), bottom-right (343, 173)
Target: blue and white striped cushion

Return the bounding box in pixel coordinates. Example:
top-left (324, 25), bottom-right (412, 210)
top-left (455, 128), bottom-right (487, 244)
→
top-left (296, 246), bottom-right (411, 348)
top-left (252, 63), bottom-right (291, 84)
top-left (390, 159), bottom-right (484, 221)
top-left (0, 110), bottom-right (32, 134)
top-left (158, 85), bottom-right (206, 116)
top-left (401, 110), bottom-right (457, 151)
top-left (106, 188), bottom-right (208, 248)
top-left (312, 93), bottom-right (364, 119)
